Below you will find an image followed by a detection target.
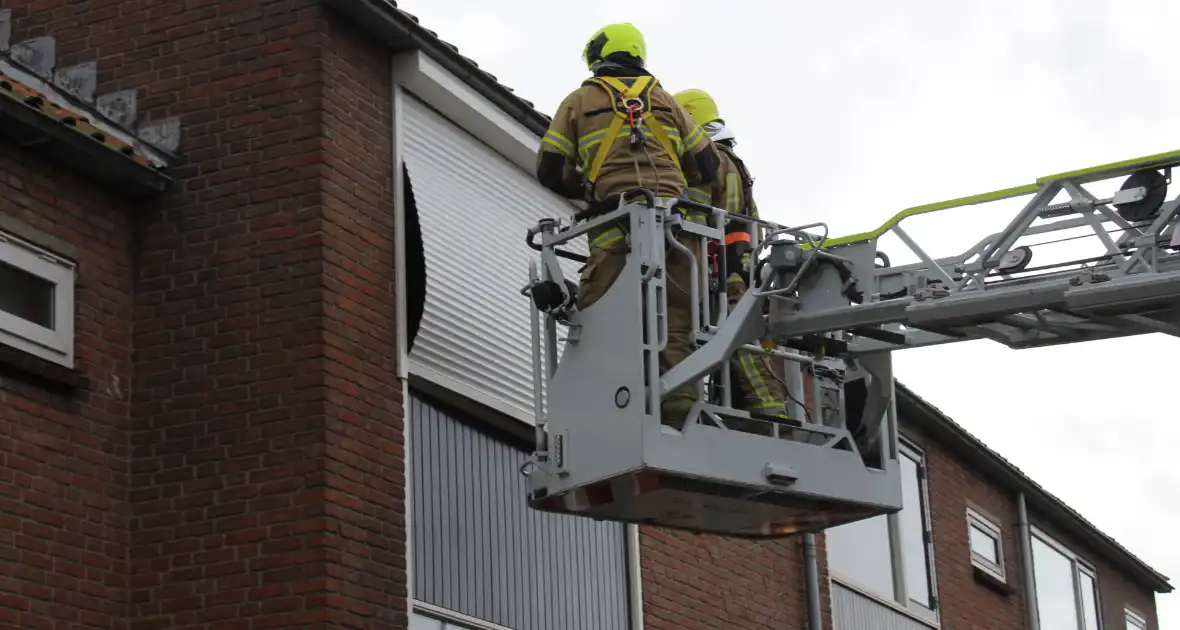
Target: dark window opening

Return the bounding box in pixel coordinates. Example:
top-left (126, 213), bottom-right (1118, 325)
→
top-left (0, 261), bottom-right (55, 329)
top-left (403, 161), bottom-right (427, 352)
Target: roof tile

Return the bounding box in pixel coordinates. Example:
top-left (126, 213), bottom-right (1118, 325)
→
top-left (392, 5), bottom-right (546, 117)
top-left (0, 70), bottom-right (159, 170)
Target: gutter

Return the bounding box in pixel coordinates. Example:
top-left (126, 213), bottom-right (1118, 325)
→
top-left (0, 60), bottom-right (173, 198)
top-left (0, 88), bottom-right (171, 197)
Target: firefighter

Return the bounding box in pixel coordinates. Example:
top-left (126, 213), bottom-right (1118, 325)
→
top-left (674, 88), bottom-right (792, 436)
top-left (535, 23), bottom-right (722, 431)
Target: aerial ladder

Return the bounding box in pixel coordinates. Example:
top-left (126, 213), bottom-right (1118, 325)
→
top-left (520, 148), bottom-right (1180, 538)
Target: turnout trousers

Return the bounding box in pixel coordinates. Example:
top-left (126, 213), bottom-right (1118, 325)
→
top-left (720, 273), bottom-right (791, 436)
top-left (577, 206), bottom-right (706, 430)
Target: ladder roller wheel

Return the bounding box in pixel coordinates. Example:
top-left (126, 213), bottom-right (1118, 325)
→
top-left (1114, 169), bottom-right (1168, 223)
top-left (997, 245), bottom-right (1033, 273)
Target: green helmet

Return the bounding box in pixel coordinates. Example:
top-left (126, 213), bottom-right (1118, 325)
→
top-left (582, 23), bottom-right (647, 71)
top-left (674, 89), bottom-right (722, 127)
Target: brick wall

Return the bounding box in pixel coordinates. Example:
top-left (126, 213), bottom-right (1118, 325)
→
top-left (0, 0), bottom-right (406, 628)
top-left (908, 419), bottom-right (1162, 630)
top-left (0, 139), bottom-right (133, 630)
top-left (639, 527), bottom-right (819, 630)
top-left (318, 12), bottom-right (405, 628)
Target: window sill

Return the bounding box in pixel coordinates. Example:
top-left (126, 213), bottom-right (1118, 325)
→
top-left (413, 601), bottom-right (514, 630)
top-left (0, 343), bottom-right (86, 394)
top-left (972, 564), bottom-right (1014, 596)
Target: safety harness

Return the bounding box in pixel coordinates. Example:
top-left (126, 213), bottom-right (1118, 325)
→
top-left (581, 75), bottom-right (680, 189)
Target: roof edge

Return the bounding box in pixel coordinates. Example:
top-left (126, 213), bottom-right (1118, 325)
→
top-left (896, 381), bottom-right (1173, 594)
top-left (319, 0), bottom-right (551, 137)
top-left (0, 70), bottom-right (172, 198)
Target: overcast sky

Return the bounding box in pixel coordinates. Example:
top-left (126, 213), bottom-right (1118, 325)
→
top-left (396, 0), bottom-right (1177, 624)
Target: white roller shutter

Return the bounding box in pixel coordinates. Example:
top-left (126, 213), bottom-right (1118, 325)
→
top-left (409, 392), bottom-right (629, 630)
top-left (402, 93), bottom-right (586, 424)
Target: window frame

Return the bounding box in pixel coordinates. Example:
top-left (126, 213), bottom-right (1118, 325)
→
top-left (966, 506), bottom-right (1006, 582)
top-left (0, 229), bottom-right (76, 368)
top-left (412, 600), bottom-right (515, 630)
top-left (1124, 607), bottom-right (1148, 630)
top-left (899, 441), bottom-right (939, 618)
top-left (826, 437), bottom-right (940, 625)
top-left (1030, 525), bottom-right (1104, 630)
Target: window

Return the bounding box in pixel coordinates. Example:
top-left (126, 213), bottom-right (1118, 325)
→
top-left (1030, 527), bottom-right (1102, 630)
top-left (1125, 608), bottom-right (1148, 630)
top-left (827, 502), bottom-right (895, 596)
top-left (827, 439), bottom-right (938, 623)
top-left (899, 449), bottom-right (934, 610)
top-left (966, 507), bottom-right (1006, 582)
top-left (0, 229), bottom-right (75, 367)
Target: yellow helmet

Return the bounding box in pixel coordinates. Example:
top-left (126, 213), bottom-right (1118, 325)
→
top-left (582, 23), bottom-right (647, 71)
top-left (674, 89), bottom-right (722, 126)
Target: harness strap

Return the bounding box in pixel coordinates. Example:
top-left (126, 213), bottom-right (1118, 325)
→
top-left (583, 76), bottom-right (680, 185)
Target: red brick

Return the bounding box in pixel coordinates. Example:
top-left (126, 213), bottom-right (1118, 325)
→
top-left (0, 1), bottom-right (404, 628)
top-left (638, 526), bottom-right (815, 629)
top-left (0, 118), bottom-right (134, 630)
